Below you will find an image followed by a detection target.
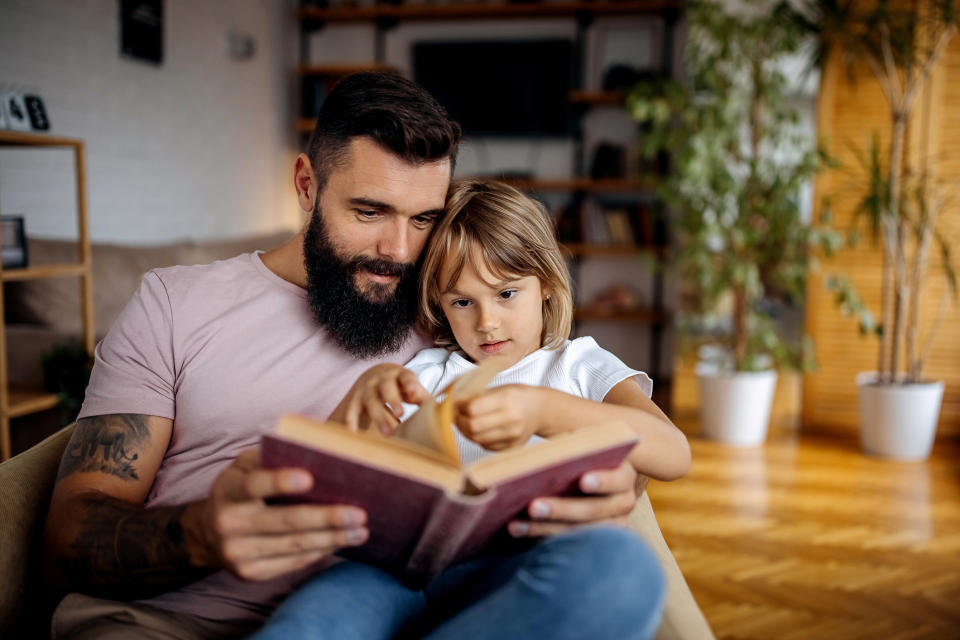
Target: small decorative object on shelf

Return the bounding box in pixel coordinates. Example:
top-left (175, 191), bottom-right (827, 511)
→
top-left (23, 95), bottom-right (50, 131)
top-left (0, 215), bottom-right (28, 269)
top-left (0, 93), bottom-right (51, 132)
top-left (590, 284), bottom-right (642, 312)
top-left (1, 93), bottom-right (31, 131)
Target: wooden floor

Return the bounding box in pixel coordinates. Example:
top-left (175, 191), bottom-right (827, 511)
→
top-left (648, 430), bottom-right (960, 640)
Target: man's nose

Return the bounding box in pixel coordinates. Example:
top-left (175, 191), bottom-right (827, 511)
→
top-left (376, 219), bottom-right (410, 263)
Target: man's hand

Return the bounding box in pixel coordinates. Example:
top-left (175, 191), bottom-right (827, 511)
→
top-left (506, 461), bottom-right (642, 538)
top-left (328, 364), bottom-right (431, 435)
top-left (183, 449), bottom-right (369, 581)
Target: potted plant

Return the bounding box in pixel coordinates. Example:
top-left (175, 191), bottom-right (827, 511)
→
top-left (790, 0), bottom-right (958, 459)
top-left (626, 0), bottom-right (839, 445)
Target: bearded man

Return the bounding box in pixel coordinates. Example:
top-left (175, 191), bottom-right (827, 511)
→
top-left (42, 73), bottom-right (655, 640)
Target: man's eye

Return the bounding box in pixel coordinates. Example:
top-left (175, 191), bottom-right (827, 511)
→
top-left (499, 289), bottom-right (518, 300)
top-left (356, 209), bottom-right (378, 219)
top-left (412, 215), bottom-right (437, 228)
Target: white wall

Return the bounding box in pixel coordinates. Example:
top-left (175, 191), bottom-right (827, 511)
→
top-left (0, 0), bottom-right (301, 244)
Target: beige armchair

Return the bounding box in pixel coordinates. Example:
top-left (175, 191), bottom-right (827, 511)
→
top-left (0, 425), bottom-right (713, 639)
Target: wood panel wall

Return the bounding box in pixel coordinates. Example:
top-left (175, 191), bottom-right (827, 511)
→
top-left (803, 38), bottom-right (960, 438)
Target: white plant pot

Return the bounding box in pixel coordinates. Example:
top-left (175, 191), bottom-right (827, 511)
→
top-left (857, 372), bottom-right (944, 460)
top-left (697, 369), bottom-right (777, 446)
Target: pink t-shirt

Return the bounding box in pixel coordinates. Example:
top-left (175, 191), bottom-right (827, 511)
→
top-left (78, 251), bottom-right (429, 621)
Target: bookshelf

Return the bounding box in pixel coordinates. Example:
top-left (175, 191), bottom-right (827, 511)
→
top-left (0, 131), bottom-right (93, 461)
top-left (295, 1), bottom-right (681, 382)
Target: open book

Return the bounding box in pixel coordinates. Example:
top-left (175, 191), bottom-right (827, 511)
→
top-left (260, 360), bottom-right (640, 584)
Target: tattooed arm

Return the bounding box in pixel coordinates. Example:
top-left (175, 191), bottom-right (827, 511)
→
top-left (43, 413), bottom-right (371, 599)
top-left (42, 413), bottom-right (206, 599)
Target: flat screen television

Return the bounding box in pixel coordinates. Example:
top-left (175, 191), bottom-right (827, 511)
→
top-left (412, 39), bottom-right (574, 138)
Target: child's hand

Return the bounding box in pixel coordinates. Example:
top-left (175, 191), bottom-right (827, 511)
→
top-left (454, 384), bottom-right (545, 451)
top-left (329, 364), bottom-right (430, 435)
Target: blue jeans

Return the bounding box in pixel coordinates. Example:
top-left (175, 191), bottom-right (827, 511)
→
top-left (249, 526), bottom-right (666, 640)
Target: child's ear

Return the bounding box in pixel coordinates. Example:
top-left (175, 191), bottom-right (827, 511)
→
top-left (542, 287), bottom-right (552, 301)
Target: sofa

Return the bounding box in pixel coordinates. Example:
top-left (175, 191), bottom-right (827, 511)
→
top-left (0, 234), bottom-right (714, 639)
top-left (5, 233), bottom-right (293, 389)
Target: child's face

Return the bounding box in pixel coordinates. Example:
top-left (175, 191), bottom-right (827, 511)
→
top-left (438, 253), bottom-right (548, 368)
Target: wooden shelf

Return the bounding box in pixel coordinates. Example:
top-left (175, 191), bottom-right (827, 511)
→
top-left (297, 1), bottom-right (682, 23)
top-left (488, 177), bottom-right (655, 193)
top-left (297, 62), bottom-right (392, 76)
top-left (574, 306), bottom-right (668, 324)
top-left (569, 90), bottom-right (626, 106)
top-left (6, 387), bottom-right (60, 419)
top-left (1, 263), bottom-right (87, 282)
top-left (0, 130), bottom-right (83, 148)
top-left (563, 243), bottom-right (665, 258)
top-left (0, 132), bottom-right (92, 460)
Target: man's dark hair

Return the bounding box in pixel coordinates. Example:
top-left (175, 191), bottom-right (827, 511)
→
top-left (306, 72), bottom-right (462, 192)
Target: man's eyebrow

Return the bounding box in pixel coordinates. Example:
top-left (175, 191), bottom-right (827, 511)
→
top-left (347, 199), bottom-right (444, 220)
top-left (348, 197), bottom-right (394, 212)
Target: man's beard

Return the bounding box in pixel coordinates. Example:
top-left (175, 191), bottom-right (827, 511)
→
top-left (303, 205), bottom-right (420, 359)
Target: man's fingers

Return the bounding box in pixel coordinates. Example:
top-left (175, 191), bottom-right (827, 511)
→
top-left (527, 491), bottom-right (637, 524)
top-left (222, 526), bottom-right (368, 571)
top-left (578, 460), bottom-right (636, 495)
top-left (241, 467), bottom-right (315, 501)
top-left (217, 502), bottom-right (366, 535)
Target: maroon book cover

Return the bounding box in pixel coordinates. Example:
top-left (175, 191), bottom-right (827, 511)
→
top-left (261, 432), bottom-right (636, 585)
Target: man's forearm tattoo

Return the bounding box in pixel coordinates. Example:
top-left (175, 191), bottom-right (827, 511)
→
top-left (57, 495), bottom-right (209, 599)
top-left (57, 414), bottom-right (151, 481)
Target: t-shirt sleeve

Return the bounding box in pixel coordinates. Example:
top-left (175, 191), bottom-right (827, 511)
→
top-left (78, 270), bottom-right (177, 420)
top-left (562, 337), bottom-right (653, 402)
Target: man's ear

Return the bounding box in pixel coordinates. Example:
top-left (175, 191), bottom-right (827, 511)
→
top-left (294, 153), bottom-right (317, 214)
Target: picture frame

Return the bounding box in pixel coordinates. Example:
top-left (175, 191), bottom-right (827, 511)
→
top-left (120, 0), bottom-right (164, 65)
top-left (1, 215), bottom-right (28, 269)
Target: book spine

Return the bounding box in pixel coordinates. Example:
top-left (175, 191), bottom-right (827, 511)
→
top-left (404, 491), bottom-right (493, 586)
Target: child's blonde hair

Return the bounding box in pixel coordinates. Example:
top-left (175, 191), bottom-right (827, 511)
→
top-left (420, 179), bottom-right (573, 350)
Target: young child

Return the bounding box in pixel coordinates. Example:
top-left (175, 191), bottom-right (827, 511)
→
top-left (251, 180), bottom-right (688, 640)
top-left (335, 178), bottom-right (690, 482)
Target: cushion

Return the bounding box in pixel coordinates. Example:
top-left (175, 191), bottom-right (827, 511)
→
top-left (5, 232), bottom-right (292, 336)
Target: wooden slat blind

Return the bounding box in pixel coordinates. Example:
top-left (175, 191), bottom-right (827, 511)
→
top-left (803, 39), bottom-right (960, 438)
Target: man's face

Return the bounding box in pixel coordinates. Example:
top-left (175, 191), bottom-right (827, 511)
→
top-left (304, 138), bottom-right (451, 358)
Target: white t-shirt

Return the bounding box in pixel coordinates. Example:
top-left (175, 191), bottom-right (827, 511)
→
top-left (402, 337), bottom-right (652, 465)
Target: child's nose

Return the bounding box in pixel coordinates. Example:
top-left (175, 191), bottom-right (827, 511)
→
top-left (476, 305), bottom-right (500, 333)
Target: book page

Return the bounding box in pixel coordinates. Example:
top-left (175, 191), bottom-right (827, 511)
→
top-left (396, 357), bottom-right (507, 465)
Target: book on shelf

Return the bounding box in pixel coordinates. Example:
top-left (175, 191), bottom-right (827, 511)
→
top-left (261, 359), bottom-right (640, 585)
top-left (603, 208), bottom-right (634, 244)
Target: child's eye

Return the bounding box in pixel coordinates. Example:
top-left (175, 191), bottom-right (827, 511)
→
top-left (450, 299), bottom-right (471, 308)
top-left (499, 289), bottom-right (518, 301)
